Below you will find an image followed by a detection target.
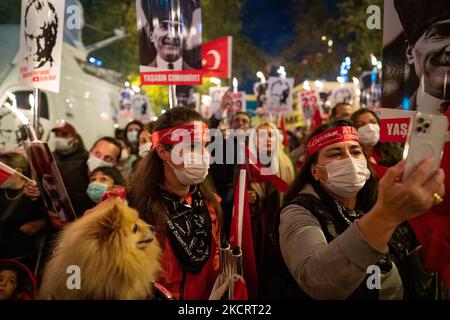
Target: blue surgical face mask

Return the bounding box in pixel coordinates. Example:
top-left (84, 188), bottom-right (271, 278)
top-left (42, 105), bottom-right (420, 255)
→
top-left (86, 182), bottom-right (109, 203)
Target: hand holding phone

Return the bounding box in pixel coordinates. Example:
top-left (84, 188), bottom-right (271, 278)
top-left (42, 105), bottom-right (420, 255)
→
top-left (402, 113), bottom-right (448, 181)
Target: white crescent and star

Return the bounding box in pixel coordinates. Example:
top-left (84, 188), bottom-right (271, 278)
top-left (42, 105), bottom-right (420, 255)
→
top-left (205, 50), bottom-right (221, 70)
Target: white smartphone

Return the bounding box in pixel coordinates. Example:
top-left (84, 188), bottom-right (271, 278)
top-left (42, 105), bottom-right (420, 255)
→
top-left (402, 113), bottom-right (448, 182)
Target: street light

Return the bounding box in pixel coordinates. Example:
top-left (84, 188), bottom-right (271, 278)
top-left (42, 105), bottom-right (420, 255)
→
top-left (337, 76), bottom-right (345, 84)
top-left (256, 71), bottom-right (266, 83)
top-left (277, 66), bottom-right (286, 79)
top-left (370, 53), bottom-right (378, 66)
top-left (232, 77), bottom-right (238, 93)
top-left (314, 80), bottom-right (324, 89)
top-left (132, 85), bottom-right (141, 93)
top-left (321, 35), bottom-right (327, 41)
top-left (210, 77), bottom-right (221, 86)
top-left (303, 80), bottom-right (311, 90)
top-left (328, 40), bottom-right (333, 47)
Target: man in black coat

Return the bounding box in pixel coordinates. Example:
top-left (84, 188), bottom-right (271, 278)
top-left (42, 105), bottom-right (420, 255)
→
top-left (51, 122), bottom-right (94, 216)
top-left (208, 91), bottom-right (252, 237)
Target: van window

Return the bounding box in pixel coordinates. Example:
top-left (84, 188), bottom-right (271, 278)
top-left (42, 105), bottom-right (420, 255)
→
top-left (3, 90), bottom-right (49, 119)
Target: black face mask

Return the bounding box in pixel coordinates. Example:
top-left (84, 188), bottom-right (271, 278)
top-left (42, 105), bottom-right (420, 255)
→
top-left (160, 188), bottom-right (212, 274)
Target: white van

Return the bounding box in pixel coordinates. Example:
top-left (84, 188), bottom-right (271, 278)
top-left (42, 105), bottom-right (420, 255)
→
top-left (0, 24), bottom-right (122, 151)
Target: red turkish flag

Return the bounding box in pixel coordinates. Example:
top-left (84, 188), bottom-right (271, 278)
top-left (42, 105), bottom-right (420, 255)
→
top-left (229, 171), bottom-right (258, 300)
top-left (279, 115), bottom-right (289, 149)
top-left (0, 161), bottom-right (15, 185)
top-left (231, 276), bottom-right (249, 300)
top-left (202, 36), bottom-right (232, 78)
top-left (311, 106), bottom-right (324, 130)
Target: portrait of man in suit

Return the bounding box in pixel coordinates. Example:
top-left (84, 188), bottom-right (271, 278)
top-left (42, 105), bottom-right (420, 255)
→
top-left (137, 0), bottom-right (201, 72)
top-left (387, 0), bottom-right (450, 114)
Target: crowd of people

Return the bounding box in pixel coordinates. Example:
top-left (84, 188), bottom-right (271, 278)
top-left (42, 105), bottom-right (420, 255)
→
top-left (0, 91), bottom-right (447, 300)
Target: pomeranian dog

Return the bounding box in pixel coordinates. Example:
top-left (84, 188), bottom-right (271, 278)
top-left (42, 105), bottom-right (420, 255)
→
top-left (39, 198), bottom-right (161, 300)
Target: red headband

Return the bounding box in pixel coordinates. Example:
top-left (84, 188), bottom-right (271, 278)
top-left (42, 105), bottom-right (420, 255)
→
top-left (151, 122), bottom-right (210, 148)
top-left (306, 126), bottom-right (359, 157)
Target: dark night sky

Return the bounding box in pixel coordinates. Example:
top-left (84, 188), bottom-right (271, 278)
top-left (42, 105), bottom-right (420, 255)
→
top-left (240, 0), bottom-right (337, 92)
top-left (242, 0), bottom-right (295, 56)
top-left (240, 0), bottom-right (296, 91)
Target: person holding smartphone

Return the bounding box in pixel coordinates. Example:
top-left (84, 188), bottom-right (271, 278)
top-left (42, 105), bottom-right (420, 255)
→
top-left (277, 119), bottom-right (445, 299)
top-left (392, 0), bottom-right (450, 291)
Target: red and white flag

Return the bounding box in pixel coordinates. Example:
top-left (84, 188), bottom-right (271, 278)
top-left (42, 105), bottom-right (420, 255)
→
top-left (202, 36), bottom-right (232, 79)
top-left (229, 170), bottom-right (258, 300)
top-left (231, 275), bottom-right (248, 300)
top-left (279, 115), bottom-right (289, 149)
top-left (0, 161), bottom-right (16, 185)
top-left (311, 106), bottom-right (324, 131)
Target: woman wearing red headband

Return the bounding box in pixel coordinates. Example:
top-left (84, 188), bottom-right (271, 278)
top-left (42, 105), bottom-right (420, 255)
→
top-left (277, 119), bottom-right (445, 299)
top-left (128, 107), bottom-right (221, 300)
top-left (351, 108), bottom-right (403, 178)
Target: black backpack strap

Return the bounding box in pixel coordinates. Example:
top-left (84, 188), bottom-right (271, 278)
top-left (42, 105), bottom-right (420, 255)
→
top-left (278, 193), bottom-right (379, 300)
top-left (0, 194), bottom-right (23, 225)
top-left (279, 193), bottom-right (340, 243)
top-left (261, 194), bottom-right (334, 299)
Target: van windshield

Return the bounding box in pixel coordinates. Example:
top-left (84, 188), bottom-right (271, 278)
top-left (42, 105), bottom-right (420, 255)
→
top-left (2, 90), bottom-right (49, 119)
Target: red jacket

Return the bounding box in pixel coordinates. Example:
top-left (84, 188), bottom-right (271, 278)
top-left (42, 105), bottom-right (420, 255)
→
top-left (158, 195), bottom-right (220, 300)
top-left (369, 149), bottom-right (389, 178)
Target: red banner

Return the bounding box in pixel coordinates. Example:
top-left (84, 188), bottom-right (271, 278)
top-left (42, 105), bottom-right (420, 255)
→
top-left (229, 173), bottom-right (258, 300)
top-left (0, 162), bottom-right (15, 185)
top-left (140, 70), bottom-right (202, 85)
top-left (379, 118), bottom-right (410, 143)
top-left (201, 36), bottom-right (232, 78)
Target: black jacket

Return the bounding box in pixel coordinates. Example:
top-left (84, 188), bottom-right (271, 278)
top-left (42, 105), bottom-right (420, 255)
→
top-left (54, 146), bottom-right (94, 216)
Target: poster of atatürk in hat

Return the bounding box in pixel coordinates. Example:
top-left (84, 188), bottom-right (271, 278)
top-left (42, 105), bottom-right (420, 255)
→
top-left (18, 0), bottom-right (65, 93)
top-left (380, 1), bottom-right (450, 292)
top-left (136, 0), bottom-right (202, 85)
top-left (266, 77), bottom-right (294, 115)
top-left (381, 0), bottom-right (450, 142)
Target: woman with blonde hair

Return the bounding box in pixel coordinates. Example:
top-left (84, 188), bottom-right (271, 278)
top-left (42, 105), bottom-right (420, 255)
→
top-left (246, 121), bottom-right (295, 298)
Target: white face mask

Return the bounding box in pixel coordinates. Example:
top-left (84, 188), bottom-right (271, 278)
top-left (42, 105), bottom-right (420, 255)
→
top-left (317, 157), bottom-right (371, 199)
top-left (87, 155), bottom-right (113, 172)
top-left (120, 149), bottom-right (130, 162)
top-left (54, 137), bottom-right (73, 152)
top-left (139, 142), bottom-right (152, 158)
top-left (357, 123), bottom-right (380, 146)
top-left (127, 130), bottom-right (139, 144)
top-left (168, 150), bottom-right (210, 186)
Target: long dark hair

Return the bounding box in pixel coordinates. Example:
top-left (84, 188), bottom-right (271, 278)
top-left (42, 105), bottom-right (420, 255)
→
top-left (351, 108), bottom-right (403, 167)
top-left (284, 119), bottom-right (378, 213)
top-left (123, 120), bottom-right (144, 154)
top-left (127, 107), bottom-right (221, 235)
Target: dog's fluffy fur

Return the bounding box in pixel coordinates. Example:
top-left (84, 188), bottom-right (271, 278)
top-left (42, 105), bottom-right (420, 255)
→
top-left (39, 198), bottom-right (161, 300)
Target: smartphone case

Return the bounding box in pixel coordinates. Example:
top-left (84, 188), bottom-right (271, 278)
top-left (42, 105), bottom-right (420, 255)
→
top-left (403, 113), bottom-right (448, 181)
